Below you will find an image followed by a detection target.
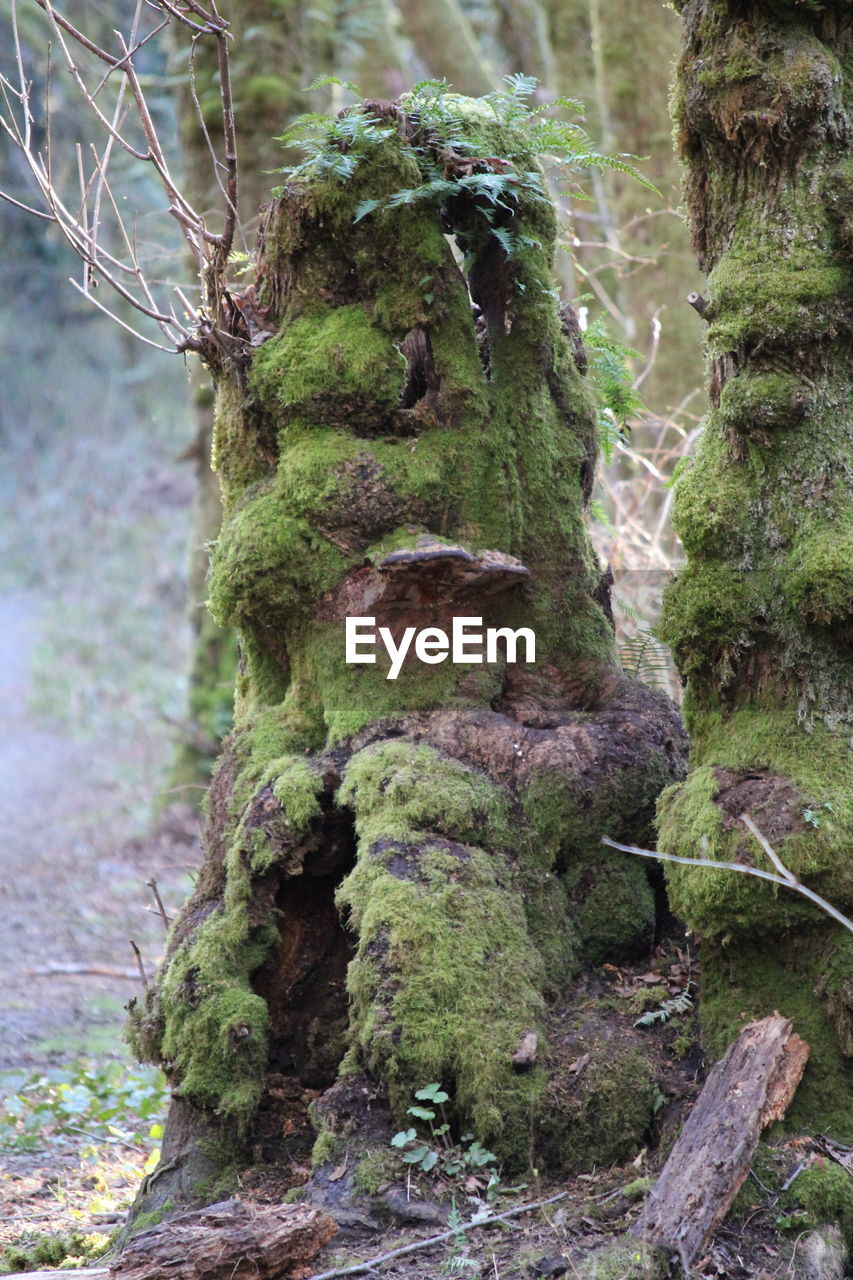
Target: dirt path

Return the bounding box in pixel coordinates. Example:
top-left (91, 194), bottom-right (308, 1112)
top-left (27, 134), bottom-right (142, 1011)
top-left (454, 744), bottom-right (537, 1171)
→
top-left (0, 591), bottom-right (199, 1073)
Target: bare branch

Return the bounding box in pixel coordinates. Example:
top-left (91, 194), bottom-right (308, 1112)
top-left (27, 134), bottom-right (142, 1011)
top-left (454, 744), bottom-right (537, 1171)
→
top-left (602, 832), bottom-right (853, 934)
top-left (68, 278), bottom-right (182, 352)
top-left (740, 813), bottom-right (798, 885)
top-left (0, 0), bottom-right (243, 357)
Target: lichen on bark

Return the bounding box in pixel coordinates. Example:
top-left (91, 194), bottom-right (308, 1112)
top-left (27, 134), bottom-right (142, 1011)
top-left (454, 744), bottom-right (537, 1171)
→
top-left (127, 94), bottom-right (686, 1218)
top-left (658, 0), bottom-right (853, 1135)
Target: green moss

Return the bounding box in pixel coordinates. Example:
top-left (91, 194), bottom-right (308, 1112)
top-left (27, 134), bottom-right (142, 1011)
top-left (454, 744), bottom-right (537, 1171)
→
top-left (784, 1163), bottom-right (853, 1246)
top-left (660, 566), bottom-right (760, 686)
top-left (785, 524), bottom-right (853, 625)
top-left (696, 934), bottom-right (853, 1140)
top-left (337, 743), bottom-right (545, 1161)
top-left (121, 1203), bottom-right (172, 1238)
top-left (658, 712), bottom-right (853, 930)
top-left (718, 370), bottom-right (811, 437)
top-left (0, 1231), bottom-right (112, 1274)
top-left (208, 492), bottom-right (349, 630)
top-left (249, 304), bottom-right (407, 430)
top-left (567, 855), bottom-right (656, 966)
top-left (311, 1128), bottom-right (341, 1169)
top-left (539, 1043), bottom-right (657, 1171)
top-left (707, 252), bottom-right (849, 351)
top-left (338, 741), bottom-right (511, 848)
top-left (574, 1240), bottom-right (669, 1280)
top-left (211, 379), bottom-right (272, 501)
top-left (352, 1148), bottom-right (399, 1195)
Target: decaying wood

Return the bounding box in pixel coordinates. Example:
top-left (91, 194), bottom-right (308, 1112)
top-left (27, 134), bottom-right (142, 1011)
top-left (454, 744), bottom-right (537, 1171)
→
top-left (632, 1015), bottom-right (809, 1270)
top-left (112, 1198), bottom-right (336, 1280)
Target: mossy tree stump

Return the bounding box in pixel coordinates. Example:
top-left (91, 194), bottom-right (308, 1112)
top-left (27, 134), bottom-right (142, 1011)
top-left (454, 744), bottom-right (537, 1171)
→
top-left (659, 0), bottom-right (853, 1135)
top-left (128, 95), bottom-right (686, 1217)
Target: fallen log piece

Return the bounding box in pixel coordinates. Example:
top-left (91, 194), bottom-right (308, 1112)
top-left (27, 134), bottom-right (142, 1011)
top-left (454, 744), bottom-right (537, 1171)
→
top-left (111, 1198), bottom-right (337, 1280)
top-left (631, 1014), bottom-right (809, 1270)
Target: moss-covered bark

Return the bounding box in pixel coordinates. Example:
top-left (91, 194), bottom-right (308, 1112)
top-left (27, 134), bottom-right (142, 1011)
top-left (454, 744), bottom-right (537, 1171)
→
top-left (658, 0), bottom-right (853, 1136)
top-left (169, 0), bottom-right (342, 788)
top-left (128, 96), bottom-right (686, 1220)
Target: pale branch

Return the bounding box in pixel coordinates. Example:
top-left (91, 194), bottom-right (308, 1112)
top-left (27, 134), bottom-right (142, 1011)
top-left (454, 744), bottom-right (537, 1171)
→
top-left (602, 819), bottom-right (853, 934)
top-left (305, 1192), bottom-right (570, 1280)
top-left (740, 813), bottom-right (797, 885)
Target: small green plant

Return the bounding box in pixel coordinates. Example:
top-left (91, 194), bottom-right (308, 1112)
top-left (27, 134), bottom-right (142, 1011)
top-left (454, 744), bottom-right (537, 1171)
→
top-left (391, 1084), bottom-right (500, 1193)
top-left (0, 1230), bottom-right (112, 1275)
top-left (440, 1198), bottom-right (478, 1276)
top-left (275, 75), bottom-right (654, 252)
top-left (615, 597), bottom-right (676, 693)
top-left (803, 802), bottom-right (833, 828)
top-left (583, 312), bottom-right (647, 462)
top-left (633, 983), bottom-right (695, 1029)
top-left (0, 1060), bottom-right (167, 1156)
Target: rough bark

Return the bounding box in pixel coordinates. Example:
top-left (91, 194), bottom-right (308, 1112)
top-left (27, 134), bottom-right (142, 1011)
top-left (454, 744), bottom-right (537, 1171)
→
top-left (114, 1200), bottom-right (335, 1280)
top-left (169, 0), bottom-right (341, 788)
top-left (127, 96), bottom-right (686, 1222)
top-left (632, 1015), bottom-right (808, 1267)
top-left (658, 0), bottom-right (853, 1137)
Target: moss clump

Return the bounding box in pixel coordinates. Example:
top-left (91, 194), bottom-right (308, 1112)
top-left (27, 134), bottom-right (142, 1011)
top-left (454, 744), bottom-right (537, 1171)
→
top-left (567, 855), bottom-right (656, 966)
top-left (352, 1148), bottom-right (400, 1196)
top-left (660, 566), bottom-right (760, 686)
top-left (785, 525), bottom-right (853, 626)
top-left (784, 1162), bottom-right (853, 1247)
top-left (538, 1043), bottom-right (657, 1171)
top-left (121, 1202), bottom-right (173, 1239)
top-left (208, 492), bottom-right (349, 631)
top-left (338, 740), bottom-right (512, 848)
top-left (337, 741), bottom-right (546, 1161)
top-left (0, 1231), bottom-right (112, 1274)
top-left (310, 1128), bottom-right (341, 1169)
top-left (249, 304), bottom-right (407, 431)
top-left (718, 370), bottom-right (810, 437)
top-left (657, 714), bottom-right (853, 938)
top-left (707, 252), bottom-right (849, 351)
top-left (574, 1240), bottom-right (669, 1280)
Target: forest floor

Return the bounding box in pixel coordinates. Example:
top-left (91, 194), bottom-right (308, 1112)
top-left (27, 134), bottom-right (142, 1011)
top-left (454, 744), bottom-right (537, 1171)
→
top-left (0, 591), bottom-right (814, 1280)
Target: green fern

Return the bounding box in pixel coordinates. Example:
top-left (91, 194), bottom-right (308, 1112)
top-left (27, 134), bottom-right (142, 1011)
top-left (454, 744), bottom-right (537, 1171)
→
top-left (583, 313), bottom-right (646, 461)
top-left (273, 75), bottom-right (657, 231)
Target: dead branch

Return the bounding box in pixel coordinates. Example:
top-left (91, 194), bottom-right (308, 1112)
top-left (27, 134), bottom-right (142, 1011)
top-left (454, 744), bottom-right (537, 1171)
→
top-left (0, 0), bottom-right (241, 361)
top-left (602, 815), bottom-right (853, 934)
top-left (632, 1015), bottom-right (809, 1271)
top-left (304, 1191), bottom-right (570, 1280)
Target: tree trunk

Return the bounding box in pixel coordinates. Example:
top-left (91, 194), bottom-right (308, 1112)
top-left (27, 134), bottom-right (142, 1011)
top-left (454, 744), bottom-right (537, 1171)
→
top-left (168, 0), bottom-right (342, 789)
top-left (658, 0), bottom-right (853, 1137)
top-left (127, 94), bottom-right (686, 1222)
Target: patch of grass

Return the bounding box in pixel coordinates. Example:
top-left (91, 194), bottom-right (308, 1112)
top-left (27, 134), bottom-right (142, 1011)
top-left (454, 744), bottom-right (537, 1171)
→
top-left (0, 1059), bottom-right (167, 1158)
top-left (0, 1229), bottom-right (112, 1274)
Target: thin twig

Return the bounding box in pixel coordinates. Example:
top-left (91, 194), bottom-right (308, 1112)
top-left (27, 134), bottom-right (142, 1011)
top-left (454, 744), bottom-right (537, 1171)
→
top-left (147, 878), bottom-right (172, 929)
top-left (129, 940), bottom-right (149, 988)
top-left (740, 813), bottom-right (798, 884)
top-left (305, 1192), bottom-right (569, 1280)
